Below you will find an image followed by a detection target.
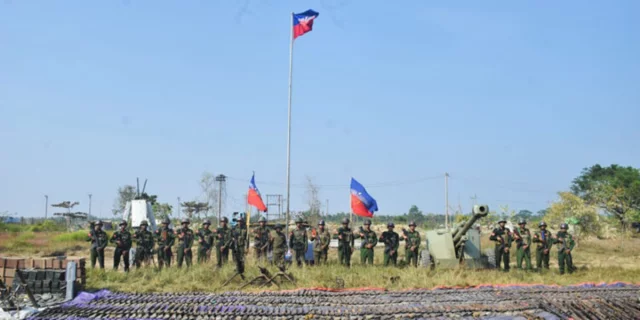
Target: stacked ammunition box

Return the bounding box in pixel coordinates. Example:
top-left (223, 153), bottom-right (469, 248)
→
top-left (0, 257), bottom-right (86, 294)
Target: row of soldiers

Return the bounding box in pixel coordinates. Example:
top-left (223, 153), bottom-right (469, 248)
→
top-left (490, 219), bottom-right (577, 274)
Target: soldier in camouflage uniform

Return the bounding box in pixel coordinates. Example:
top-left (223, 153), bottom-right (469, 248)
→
top-left (358, 220), bottom-right (378, 265)
top-left (216, 217), bottom-right (232, 268)
top-left (532, 221), bottom-right (552, 271)
top-left (132, 220), bottom-right (155, 269)
top-left (155, 218), bottom-right (175, 269)
top-left (379, 222), bottom-right (399, 266)
top-left (270, 223), bottom-right (287, 268)
top-left (88, 220), bottom-right (107, 269)
top-left (489, 219), bottom-right (512, 271)
top-left (553, 223), bottom-right (576, 275)
top-left (176, 219), bottom-right (194, 268)
top-left (196, 219), bottom-right (214, 263)
top-left (232, 217), bottom-right (248, 263)
top-left (110, 220), bottom-right (133, 272)
top-left (335, 218), bottom-right (355, 267)
top-left (310, 220), bottom-right (331, 266)
top-left (289, 218), bottom-right (308, 267)
top-left (253, 217), bottom-right (270, 264)
top-left (402, 221), bottom-right (421, 267)
top-left (513, 219), bottom-right (533, 270)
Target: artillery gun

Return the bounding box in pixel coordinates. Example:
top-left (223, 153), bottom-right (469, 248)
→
top-left (420, 204), bottom-right (491, 269)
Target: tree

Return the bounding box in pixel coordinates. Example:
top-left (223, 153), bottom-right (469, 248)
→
top-left (181, 201), bottom-right (210, 220)
top-left (113, 185), bottom-right (136, 216)
top-left (406, 205), bottom-right (425, 225)
top-left (200, 172), bottom-right (220, 218)
top-left (302, 176), bottom-right (322, 223)
top-left (545, 191), bottom-right (601, 241)
top-left (571, 164), bottom-right (640, 229)
top-left (152, 203), bottom-right (173, 221)
top-left (514, 210), bottom-right (533, 221)
top-left (536, 209), bottom-right (548, 217)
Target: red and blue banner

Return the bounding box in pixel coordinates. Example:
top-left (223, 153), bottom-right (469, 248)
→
top-left (293, 9), bottom-right (319, 39)
top-left (350, 178), bottom-right (378, 218)
top-left (248, 172), bottom-right (267, 212)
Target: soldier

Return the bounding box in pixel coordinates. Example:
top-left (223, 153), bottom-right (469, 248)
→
top-left (310, 220), bottom-right (331, 265)
top-left (232, 217), bottom-right (248, 263)
top-left (289, 218), bottom-right (308, 267)
top-left (132, 220), bottom-right (155, 269)
top-left (110, 220), bottom-right (133, 272)
top-left (216, 217), bottom-right (232, 268)
top-left (358, 220), bottom-right (378, 265)
top-left (489, 219), bottom-right (512, 271)
top-left (402, 221), bottom-right (421, 267)
top-left (154, 218), bottom-right (175, 269)
top-left (196, 219), bottom-right (214, 263)
top-left (270, 224), bottom-right (287, 268)
top-left (553, 223), bottom-right (576, 275)
top-left (532, 221), bottom-right (552, 271)
top-left (335, 218), bottom-right (355, 267)
top-left (513, 219), bottom-right (533, 271)
top-left (88, 220), bottom-right (107, 269)
top-left (253, 217), bottom-right (270, 264)
top-left (176, 219), bottom-right (194, 268)
top-left (379, 222), bottom-right (399, 266)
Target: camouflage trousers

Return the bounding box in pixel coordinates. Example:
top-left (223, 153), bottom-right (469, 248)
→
top-left (313, 250), bottom-right (328, 266)
top-left (134, 247), bottom-right (153, 269)
top-left (177, 247), bottom-right (193, 268)
top-left (254, 246), bottom-right (268, 264)
top-left (338, 245), bottom-right (353, 267)
top-left (157, 246), bottom-right (172, 269)
top-left (495, 245), bottom-right (510, 271)
top-left (293, 248), bottom-right (305, 267)
top-left (272, 250), bottom-right (285, 268)
top-left (558, 251), bottom-right (575, 275)
top-left (360, 248), bottom-right (374, 265)
top-left (535, 247), bottom-right (550, 270)
top-left (197, 246), bottom-right (211, 263)
top-left (405, 248), bottom-right (418, 267)
top-left (216, 246), bottom-right (229, 267)
top-left (90, 248), bottom-right (105, 269)
top-left (516, 246), bottom-right (532, 270)
top-left (383, 250), bottom-right (397, 266)
top-left (113, 247), bottom-right (130, 272)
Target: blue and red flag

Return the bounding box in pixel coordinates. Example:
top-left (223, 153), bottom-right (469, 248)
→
top-left (248, 172), bottom-right (267, 212)
top-left (350, 178), bottom-right (378, 218)
top-left (293, 9), bottom-right (319, 39)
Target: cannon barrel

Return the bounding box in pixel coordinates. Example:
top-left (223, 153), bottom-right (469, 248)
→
top-left (452, 204), bottom-right (489, 245)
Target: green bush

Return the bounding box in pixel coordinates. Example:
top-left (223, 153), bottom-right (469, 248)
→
top-left (29, 220), bottom-right (66, 232)
top-left (53, 230), bottom-right (90, 242)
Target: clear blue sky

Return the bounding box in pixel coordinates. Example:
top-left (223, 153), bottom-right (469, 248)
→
top-left (2, 1), bottom-right (639, 219)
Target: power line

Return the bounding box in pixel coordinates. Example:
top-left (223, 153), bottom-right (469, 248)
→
top-left (224, 174), bottom-right (444, 189)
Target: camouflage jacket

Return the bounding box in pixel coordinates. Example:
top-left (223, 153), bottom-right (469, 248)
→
top-left (379, 231), bottom-right (399, 254)
top-left (233, 226), bottom-right (248, 249)
top-left (270, 231), bottom-right (287, 253)
top-left (177, 227), bottom-right (195, 249)
top-left (359, 229), bottom-right (378, 250)
top-left (110, 230), bottom-right (133, 250)
top-left (553, 231), bottom-right (576, 252)
top-left (532, 229), bottom-right (553, 250)
top-left (490, 227), bottom-right (512, 248)
top-left (310, 228), bottom-right (331, 252)
top-left (335, 227), bottom-right (355, 248)
top-left (216, 226), bottom-right (232, 248)
top-left (513, 227), bottom-right (532, 249)
top-left (133, 229), bottom-right (155, 250)
top-left (403, 230), bottom-right (420, 251)
top-left (88, 229), bottom-right (108, 250)
top-left (196, 228), bottom-right (214, 250)
top-left (289, 228), bottom-right (308, 251)
top-left (253, 226), bottom-right (270, 248)
top-left (154, 227), bottom-right (176, 248)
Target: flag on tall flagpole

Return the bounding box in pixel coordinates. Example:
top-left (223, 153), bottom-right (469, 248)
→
top-left (293, 9), bottom-right (319, 39)
top-left (350, 178), bottom-right (378, 218)
top-left (248, 172), bottom-right (267, 212)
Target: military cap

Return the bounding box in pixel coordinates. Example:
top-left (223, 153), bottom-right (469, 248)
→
top-left (181, 218), bottom-right (190, 224)
top-left (221, 217), bottom-right (229, 223)
top-left (258, 217), bottom-right (267, 223)
top-left (342, 218), bottom-right (349, 224)
top-left (408, 221), bottom-right (417, 227)
top-left (295, 217), bottom-right (304, 224)
top-left (560, 223), bottom-right (568, 229)
top-left (96, 220), bottom-right (103, 225)
top-left (162, 218), bottom-right (171, 224)
top-left (318, 220), bottom-right (325, 226)
top-left (539, 221), bottom-right (547, 227)
top-left (140, 220), bottom-right (148, 226)
top-left (387, 222), bottom-right (395, 228)
top-left (203, 219), bottom-right (211, 225)
top-left (518, 219), bottom-right (527, 225)
top-left (119, 220), bottom-right (127, 226)
top-left (364, 219), bottom-right (371, 225)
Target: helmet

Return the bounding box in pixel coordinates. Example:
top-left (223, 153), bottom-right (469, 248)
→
top-left (221, 217), bottom-right (229, 223)
top-left (342, 218), bottom-right (349, 224)
top-left (181, 218), bottom-right (190, 224)
top-left (203, 219), bottom-right (211, 225)
top-left (295, 218), bottom-right (304, 224)
top-left (237, 216), bottom-right (245, 222)
top-left (364, 220), bottom-right (371, 225)
top-left (318, 220), bottom-right (325, 226)
top-left (258, 217), bottom-right (267, 223)
top-left (162, 218), bottom-right (171, 225)
top-left (408, 221), bottom-right (416, 227)
top-left (140, 220), bottom-right (148, 226)
top-left (275, 224), bottom-right (283, 230)
top-left (387, 222), bottom-right (395, 228)
top-left (89, 221), bottom-right (95, 225)
top-left (498, 219), bottom-right (507, 223)
top-left (96, 220), bottom-right (103, 225)
top-left (560, 223), bottom-right (568, 229)
top-left (539, 221), bottom-right (547, 227)
top-left (518, 219), bottom-right (526, 225)
top-left (119, 220), bottom-right (127, 226)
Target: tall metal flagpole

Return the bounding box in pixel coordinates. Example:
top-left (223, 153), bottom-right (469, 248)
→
top-left (285, 12), bottom-right (294, 238)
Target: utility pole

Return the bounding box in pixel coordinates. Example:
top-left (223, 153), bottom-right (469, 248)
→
top-left (215, 174), bottom-right (226, 222)
top-left (88, 193), bottom-right (92, 216)
top-left (44, 195), bottom-right (48, 219)
top-left (326, 199), bottom-right (329, 217)
top-left (445, 172), bottom-right (449, 230)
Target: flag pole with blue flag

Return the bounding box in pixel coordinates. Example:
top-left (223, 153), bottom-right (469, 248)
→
top-left (350, 178), bottom-right (378, 219)
top-left (285, 9), bottom-right (319, 237)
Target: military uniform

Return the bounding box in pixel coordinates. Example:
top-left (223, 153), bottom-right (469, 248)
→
top-left (270, 224), bottom-right (287, 268)
top-left (310, 220), bottom-right (331, 266)
top-left (88, 221), bottom-right (107, 269)
top-left (216, 217), bottom-right (232, 268)
top-left (359, 220), bottom-right (378, 265)
top-left (196, 220), bottom-right (214, 263)
top-left (403, 222), bottom-right (421, 267)
top-left (532, 221), bottom-right (552, 270)
top-left (553, 223), bottom-right (576, 275)
top-left (110, 220), bottom-right (133, 272)
top-left (289, 218), bottom-right (308, 267)
top-left (231, 219), bottom-right (248, 274)
top-left (513, 219), bottom-right (533, 270)
top-left (155, 218), bottom-right (176, 269)
top-left (177, 219), bottom-right (195, 268)
top-left (133, 220), bottom-right (155, 269)
top-left (379, 222), bottom-right (400, 266)
top-left (489, 220), bottom-right (512, 271)
top-left (335, 219), bottom-right (355, 267)
top-left (253, 217), bottom-right (270, 263)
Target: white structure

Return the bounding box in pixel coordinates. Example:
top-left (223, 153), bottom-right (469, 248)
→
top-left (122, 199), bottom-right (157, 231)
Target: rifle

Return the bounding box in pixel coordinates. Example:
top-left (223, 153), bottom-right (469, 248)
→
top-left (513, 228), bottom-right (529, 250)
top-left (196, 230), bottom-right (212, 259)
top-left (401, 228), bottom-right (418, 253)
top-left (358, 226), bottom-right (370, 250)
top-left (496, 231), bottom-right (510, 254)
top-left (533, 230), bottom-right (550, 254)
top-left (380, 232), bottom-right (397, 255)
top-left (231, 229), bottom-right (244, 274)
